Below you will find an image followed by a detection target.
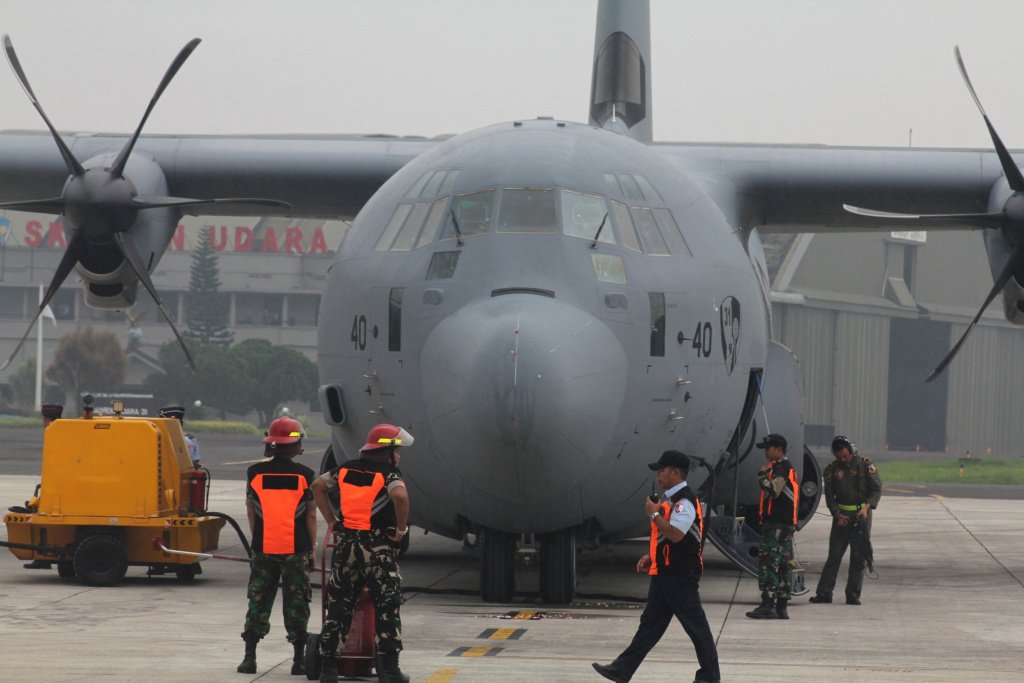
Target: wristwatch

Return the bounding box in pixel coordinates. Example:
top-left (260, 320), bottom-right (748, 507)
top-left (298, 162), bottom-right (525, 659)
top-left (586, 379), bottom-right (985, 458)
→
top-left (649, 512), bottom-right (660, 521)
top-left (396, 527), bottom-right (408, 536)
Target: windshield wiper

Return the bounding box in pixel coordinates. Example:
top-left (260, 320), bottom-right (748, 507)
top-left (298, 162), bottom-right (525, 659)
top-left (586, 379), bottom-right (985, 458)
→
top-left (449, 209), bottom-right (465, 247)
top-left (589, 213), bottom-right (609, 249)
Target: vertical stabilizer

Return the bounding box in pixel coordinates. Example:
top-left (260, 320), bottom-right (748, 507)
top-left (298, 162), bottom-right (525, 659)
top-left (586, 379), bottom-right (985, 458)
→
top-left (590, 0), bottom-right (652, 142)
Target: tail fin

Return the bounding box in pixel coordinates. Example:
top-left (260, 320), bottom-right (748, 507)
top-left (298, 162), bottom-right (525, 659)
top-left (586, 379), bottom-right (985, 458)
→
top-left (589, 0), bottom-right (652, 142)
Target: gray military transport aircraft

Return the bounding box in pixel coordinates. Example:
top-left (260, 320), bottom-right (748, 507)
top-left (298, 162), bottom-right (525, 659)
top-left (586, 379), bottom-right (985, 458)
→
top-left (0, 0), bottom-right (1019, 603)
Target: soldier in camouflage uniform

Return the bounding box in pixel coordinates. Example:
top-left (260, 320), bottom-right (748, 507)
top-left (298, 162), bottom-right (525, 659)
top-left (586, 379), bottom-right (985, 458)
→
top-left (810, 435), bottom-right (882, 605)
top-left (238, 417), bottom-right (317, 676)
top-left (746, 433), bottom-right (800, 619)
top-left (312, 424), bottom-right (412, 683)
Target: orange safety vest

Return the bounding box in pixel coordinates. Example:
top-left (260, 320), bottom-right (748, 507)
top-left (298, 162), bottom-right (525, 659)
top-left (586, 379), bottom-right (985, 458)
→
top-left (338, 466), bottom-right (388, 531)
top-left (250, 472), bottom-right (309, 554)
top-left (648, 486), bottom-right (704, 576)
top-left (759, 459), bottom-right (800, 526)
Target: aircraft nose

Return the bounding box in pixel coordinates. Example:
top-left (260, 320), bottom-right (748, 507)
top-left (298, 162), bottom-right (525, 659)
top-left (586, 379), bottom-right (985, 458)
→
top-left (420, 294), bottom-right (627, 520)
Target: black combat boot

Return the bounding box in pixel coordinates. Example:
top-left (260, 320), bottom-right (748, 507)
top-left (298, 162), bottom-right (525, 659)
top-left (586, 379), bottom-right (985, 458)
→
top-left (319, 656), bottom-right (338, 683)
top-left (377, 651), bottom-right (410, 683)
top-left (236, 638), bottom-right (257, 674)
top-left (291, 640), bottom-right (305, 675)
top-left (745, 597), bottom-right (777, 619)
top-left (775, 598), bottom-right (789, 619)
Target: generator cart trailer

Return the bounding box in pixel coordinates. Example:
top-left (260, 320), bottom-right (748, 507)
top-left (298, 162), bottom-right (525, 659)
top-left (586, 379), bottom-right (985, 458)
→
top-left (3, 411), bottom-right (226, 585)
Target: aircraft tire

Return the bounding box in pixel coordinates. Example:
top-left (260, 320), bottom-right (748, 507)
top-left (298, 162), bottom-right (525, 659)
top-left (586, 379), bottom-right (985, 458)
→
top-left (73, 533), bottom-right (128, 586)
top-left (480, 529), bottom-right (516, 603)
top-left (539, 529), bottom-right (576, 604)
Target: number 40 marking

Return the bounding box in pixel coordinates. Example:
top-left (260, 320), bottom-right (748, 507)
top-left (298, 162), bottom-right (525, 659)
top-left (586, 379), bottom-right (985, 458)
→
top-left (692, 322), bottom-right (712, 357)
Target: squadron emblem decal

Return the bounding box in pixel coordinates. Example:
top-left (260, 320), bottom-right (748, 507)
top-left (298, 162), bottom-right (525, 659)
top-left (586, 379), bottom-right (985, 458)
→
top-left (719, 296), bottom-right (740, 375)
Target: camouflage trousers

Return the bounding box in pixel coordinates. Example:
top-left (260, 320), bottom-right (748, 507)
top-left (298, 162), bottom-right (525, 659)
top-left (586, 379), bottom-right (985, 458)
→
top-left (241, 551), bottom-right (312, 644)
top-left (319, 530), bottom-right (404, 658)
top-left (757, 523), bottom-right (795, 601)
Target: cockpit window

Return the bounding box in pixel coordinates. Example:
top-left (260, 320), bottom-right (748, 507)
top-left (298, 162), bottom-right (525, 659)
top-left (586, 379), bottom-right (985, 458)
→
top-left (374, 204), bottom-right (413, 251)
top-left (497, 188), bottom-right (557, 233)
top-left (654, 208), bottom-right (692, 257)
top-left (426, 250), bottom-right (460, 280)
top-left (610, 201), bottom-right (642, 253)
top-left (592, 253), bottom-right (626, 284)
top-left (561, 190), bottom-right (614, 244)
top-left (416, 198), bottom-right (450, 248)
top-left (406, 170), bottom-right (460, 199)
top-left (632, 207), bottom-right (669, 255)
top-left (391, 203), bottom-right (431, 251)
top-left (406, 172), bottom-right (431, 199)
top-left (440, 190), bottom-right (495, 240)
top-left (633, 174), bottom-right (662, 202)
top-left (437, 170), bottom-right (460, 196)
top-left (605, 173), bottom-right (658, 202)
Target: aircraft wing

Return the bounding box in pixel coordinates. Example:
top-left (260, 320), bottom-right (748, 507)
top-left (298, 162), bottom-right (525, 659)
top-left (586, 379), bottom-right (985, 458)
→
top-left (658, 142), bottom-right (1003, 232)
top-left (0, 131), bottom-right (440, 220)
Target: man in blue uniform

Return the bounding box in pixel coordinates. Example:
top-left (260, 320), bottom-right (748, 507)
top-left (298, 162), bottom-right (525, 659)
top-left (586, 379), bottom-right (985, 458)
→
top-left (592, 450), bottom-right (721, 683)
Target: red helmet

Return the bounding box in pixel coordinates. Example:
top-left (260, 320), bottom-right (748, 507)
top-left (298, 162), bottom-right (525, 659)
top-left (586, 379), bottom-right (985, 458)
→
top-left (263, 416), bottom-right (304, 445)
top-left (360, 423), bottom-right (414, 452)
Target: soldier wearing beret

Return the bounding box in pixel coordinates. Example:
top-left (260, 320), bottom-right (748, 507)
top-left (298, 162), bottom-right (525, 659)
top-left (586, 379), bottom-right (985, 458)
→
top-left (746, 433), bottom-right (799, 619)
top-left (810, 435), bottom-right (882, 605)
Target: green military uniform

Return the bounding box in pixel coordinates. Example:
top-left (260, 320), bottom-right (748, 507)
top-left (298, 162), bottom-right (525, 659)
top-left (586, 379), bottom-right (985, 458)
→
top-left (240, 456), bottom-right (315, 644)
top-left (814, 453), bottom-right (882, 602)
top-left (318, 460), bottom-right (406, 661)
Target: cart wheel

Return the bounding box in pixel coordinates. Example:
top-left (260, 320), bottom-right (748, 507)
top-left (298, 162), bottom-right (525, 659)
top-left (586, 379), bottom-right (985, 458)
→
top-left (304, 633), bottom-right (320, 680)
top-left (57, 561), bottom-right (75, 579)
top-left (74, 534), bottom-right (128, 586)
top-left (175, 564), bottom-right (198, 583)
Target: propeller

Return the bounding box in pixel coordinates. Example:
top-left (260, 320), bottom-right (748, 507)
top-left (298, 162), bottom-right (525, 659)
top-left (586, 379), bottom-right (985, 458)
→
top-left (0, 36), bottom-right (292, 372)
top-left (843, 46), bottom-right (1024, 382)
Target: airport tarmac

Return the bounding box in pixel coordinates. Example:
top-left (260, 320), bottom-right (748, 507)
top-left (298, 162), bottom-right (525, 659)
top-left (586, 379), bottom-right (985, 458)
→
top-left (2, 471), bottom-right (1024, 683)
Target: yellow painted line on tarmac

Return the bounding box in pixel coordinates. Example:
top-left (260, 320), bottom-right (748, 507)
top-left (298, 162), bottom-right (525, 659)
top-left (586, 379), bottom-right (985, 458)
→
top-left (479, 627), bottom-right (526, 640)
top-left (426, 668), bottom-right (459, 683)
top-left (223, 457), bottom-right (271, 465)
top-left (887, 487), bottom-right (916, 494)
top-left (448, 646), bottom-right (505, 657)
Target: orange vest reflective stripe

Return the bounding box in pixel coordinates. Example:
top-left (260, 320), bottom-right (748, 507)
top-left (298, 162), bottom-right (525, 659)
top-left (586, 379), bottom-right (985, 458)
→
top-left (338, 467), bottom-right (387, 531)
top-left (648, 492), bottom-right (704, 576)
top-left (759, 462), bottom-right (800, 525)
top-left (251, 473), bottom-right (308, 554)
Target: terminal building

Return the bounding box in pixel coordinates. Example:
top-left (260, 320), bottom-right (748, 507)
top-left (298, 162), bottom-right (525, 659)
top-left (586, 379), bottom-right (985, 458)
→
top-left (0, 211), bottom-right (346, 414)
top-left (2, 208), bottom-right (1023, 455)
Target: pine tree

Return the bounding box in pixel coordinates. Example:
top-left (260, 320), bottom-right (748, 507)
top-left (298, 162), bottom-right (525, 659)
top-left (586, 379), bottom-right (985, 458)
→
top-left (184, 227), bottom-right (233, 346)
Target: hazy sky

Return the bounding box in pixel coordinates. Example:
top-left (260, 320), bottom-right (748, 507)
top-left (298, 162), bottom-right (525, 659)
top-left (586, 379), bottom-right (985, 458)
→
top-left (1, 0), bottom-right (1023, 149)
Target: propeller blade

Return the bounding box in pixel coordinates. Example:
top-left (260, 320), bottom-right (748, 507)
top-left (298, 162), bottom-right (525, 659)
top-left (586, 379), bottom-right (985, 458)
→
top-left (0, 233), bottom-right (87, 371)
top-left (2, 35), bottom-right (85, 178)
top-left (843, 204), bottom-right (1006, 226)
top-left (0, 196), bottom-right (66, 213)
top-left (113, 233), bottom-right (196, 372)
top-left (132, 195), bottom-right (293, 212)
top-left (954, 45), bottom-right (1024, 193)
top-left (110, 38), bottom-right (201, 179)
top-left (926, 246), bottom-right (1024, 382)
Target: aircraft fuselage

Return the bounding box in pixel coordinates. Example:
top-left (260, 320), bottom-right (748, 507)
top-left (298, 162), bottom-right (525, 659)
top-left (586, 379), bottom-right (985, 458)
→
top-left (318, 118), bottom-right (769, 545)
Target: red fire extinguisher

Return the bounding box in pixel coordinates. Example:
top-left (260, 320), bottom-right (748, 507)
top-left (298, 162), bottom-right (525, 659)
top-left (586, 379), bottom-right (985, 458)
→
top-left (189, 466), bottom-right (210, 513)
